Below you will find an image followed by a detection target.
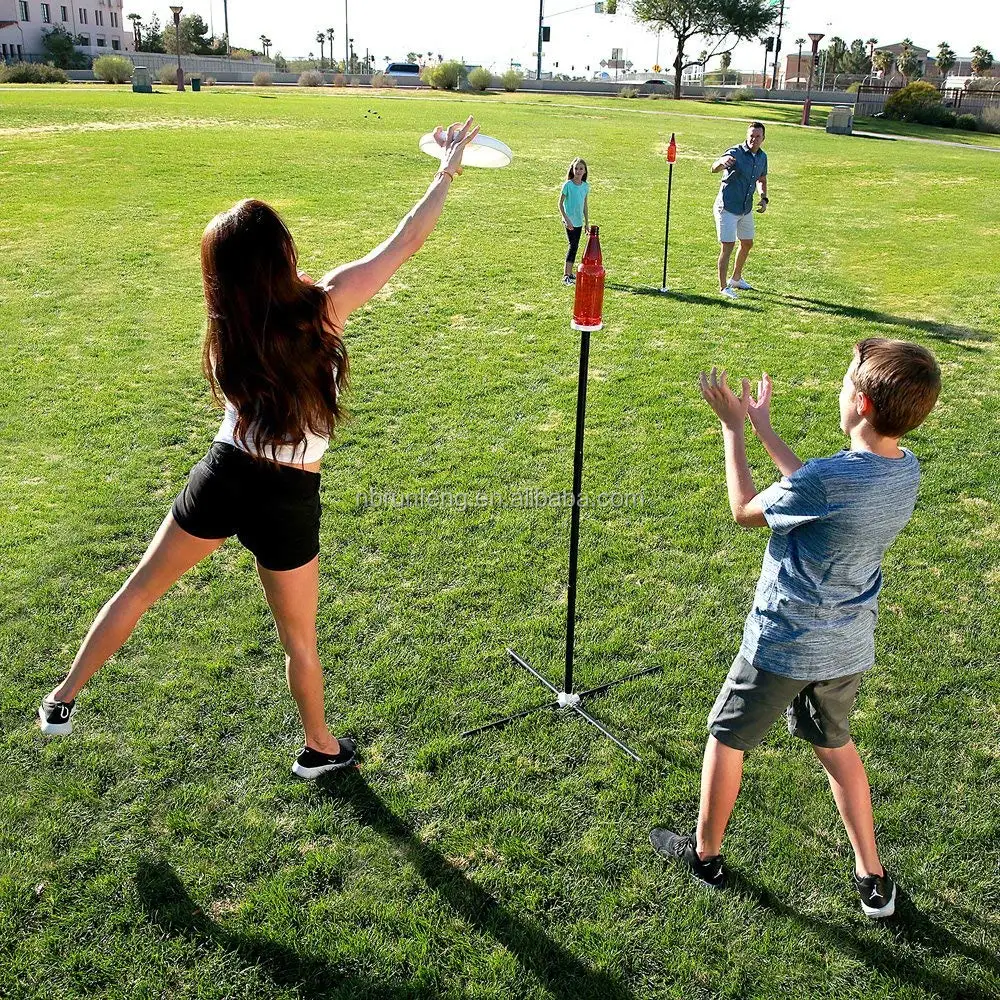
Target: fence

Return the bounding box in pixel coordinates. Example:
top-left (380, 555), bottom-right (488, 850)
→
top-left (856, 83), bottom-right (1000, 118)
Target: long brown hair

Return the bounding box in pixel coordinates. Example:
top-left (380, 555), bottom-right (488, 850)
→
top-left (200, 199), bottom-right (348, 461)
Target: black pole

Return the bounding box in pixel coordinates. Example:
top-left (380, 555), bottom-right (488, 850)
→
top-left (563, 329), bottom-right (590, 695)
top-left (223, 0), bottom-right (230, 57)
top-left (762, 43), bottom-right (768, 87)
top-left (344, 0), bottom-right (348, 72)
top-left (537, 0), bottom-right (543, 82)
top-left (661, 162), bottom-right (673, 290)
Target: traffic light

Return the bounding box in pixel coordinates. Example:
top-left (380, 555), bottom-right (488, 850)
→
top-left (542, 26), bottom-right (551, 42)
top-left (764, 37), bottom-right (774, 52)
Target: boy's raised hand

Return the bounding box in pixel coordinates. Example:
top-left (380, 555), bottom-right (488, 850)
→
top-left (699, 367), bottom-right (750, 431)
top-left (747, 372), bottom-right (773, 432)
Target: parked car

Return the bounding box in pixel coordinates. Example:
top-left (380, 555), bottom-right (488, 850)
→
top-left (385, 63), bottom-right (420, 77)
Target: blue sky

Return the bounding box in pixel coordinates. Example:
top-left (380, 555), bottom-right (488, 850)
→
top-left (129, 1), bottom-right (997, 71)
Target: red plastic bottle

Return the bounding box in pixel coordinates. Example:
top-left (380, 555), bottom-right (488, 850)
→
top-left (572, 226), bottom-right (605, 331)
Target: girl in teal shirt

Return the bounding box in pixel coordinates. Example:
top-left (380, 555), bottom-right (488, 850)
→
top-left (558, 157), bottom-right (590, 285)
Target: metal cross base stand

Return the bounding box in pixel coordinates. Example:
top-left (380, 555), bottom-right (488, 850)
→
top-left (461, 320), bottom-right (663, 763)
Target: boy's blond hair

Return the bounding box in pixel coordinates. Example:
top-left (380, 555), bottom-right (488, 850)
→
top-left (853, 338), bottom-right (941, 437)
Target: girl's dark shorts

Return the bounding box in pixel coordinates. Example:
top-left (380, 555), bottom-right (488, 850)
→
top-left (171, 442), bottom-right (321, 572)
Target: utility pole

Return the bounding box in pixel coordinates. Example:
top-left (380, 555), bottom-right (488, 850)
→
top-left (536, 0), bottom-right (543, 81)
top-left (344, 0), bottom-right (349, 72)
top-left (770, 0), bottom-right (784, 90)
top-left (223, 0), bottom-right (230, 57)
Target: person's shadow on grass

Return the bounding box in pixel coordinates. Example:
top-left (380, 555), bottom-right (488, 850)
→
top-left (135, 772), bottom-right (636, 1000)
top-left (728, 870), bottom-right (1000, 999)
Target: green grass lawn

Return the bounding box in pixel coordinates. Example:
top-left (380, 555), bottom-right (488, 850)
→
top-left (1, 84), bottom-right (998, 1000)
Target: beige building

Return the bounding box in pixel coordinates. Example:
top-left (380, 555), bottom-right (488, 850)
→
top-left (1, 0), bottom-right (133, 61)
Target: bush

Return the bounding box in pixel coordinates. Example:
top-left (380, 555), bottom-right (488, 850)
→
top-left (617, 86), bottom-right (638, 98)
top-left (977, 108), bottom-right (1000, 134)
top-left (422, 60), bottom-right (466, 90)
top-left (203, 76), bottom-right (216, 87)
top-left (500, 69), bottom-right (523, 92)
top-left (732, 86), bottom-right (756, 101)
top-left (846, 81), bottom-right (861, 94)
top-left (333, 73), bottom-right (347, 87)
top-left (956, 113), bottom-right (979, 131)
top-left (298, 70), bottom-right (324, 87)
top-left (884, 81), bottom-right (943, 123)
top-left (371, 72), bottom-right (395, 88)
top-left (253, 71), bottom-right (273, 87)
top-left (703, 87), bottom-right (730, 102)
top-left (939, 109), bottom-right (957, 127)
top-left (467, 66), bottom-right (491, 91)
top-left (0, 61), bottom-right (69, 83)
top-left (93, 55), bottom-right (133, 83)
top-left (159, 64), bottom-right (178, 85)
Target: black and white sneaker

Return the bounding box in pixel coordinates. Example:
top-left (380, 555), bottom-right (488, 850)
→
top-left (38, 695), bottom-right (76, 736)
top-left (650, 828), bottom-right (727, 890)
top-left (855, 869), bottom-right (896, 918)
top-left (292, 739), bottom-right (358, 780)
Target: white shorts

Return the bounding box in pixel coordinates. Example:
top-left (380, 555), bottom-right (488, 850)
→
top-left (714, 202), bottom-right (755, 243)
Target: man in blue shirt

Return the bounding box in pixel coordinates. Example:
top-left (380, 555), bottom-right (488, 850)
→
top-left (711, 122), bottom-right (768, 299)
top-left (649, 339), bottom-right (942, 920)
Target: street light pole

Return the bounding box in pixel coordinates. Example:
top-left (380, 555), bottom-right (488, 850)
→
top-left (169, 5), bottom-right (184, 91)
top-left (801, 32), bottom-right (824, 125)
top-left (222, 0), bottom-right (230, 57)
top-left (344, 0), bottom-right (349, 72)
top-left (770, 0), bottom-right (784, 90)
top-left (536, 0), bottom-right (544, 82)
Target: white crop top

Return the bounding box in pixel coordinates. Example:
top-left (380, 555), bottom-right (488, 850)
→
top-left (215, 399), bottom-right (330, 465)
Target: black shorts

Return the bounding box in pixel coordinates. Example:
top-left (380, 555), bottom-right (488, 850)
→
top-left (707, 655), bottom-right (863, 751)
top-left (171, 443), bottom-right (321, 572)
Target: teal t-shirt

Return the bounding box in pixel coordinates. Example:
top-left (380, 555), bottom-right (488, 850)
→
top-left (561, 179), bottom-right (589, 227)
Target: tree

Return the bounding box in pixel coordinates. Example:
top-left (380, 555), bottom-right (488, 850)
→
top-left (316, 32), bottom-right (326, 67)
top-left (164, 14), bottom-right (213, 55)
top-left (872, 48), bottom-right (893, 80)
top-left (41, 24), bottom-right (88, 68)
top-left (845, 39), bottom-right (870, 75)
top-left (720, 49), bottom-right (731, 83)
top-left (935, 42), bottom-right (956, 86)
top-left (897, 38), bottom-right (921, 83)
top-left (273, 52), bottom-right (288, 72)
top-left (631, 0), bottom-right (779, 100)
top-left (826, 36), bottom-right (846, 75)
top-left (406, 51), bottom-right (418, 63)
top-left (327, 28), bottom-right (335, 64)
top-left (970, 45), bottom-right (994, 77)
top-left (127, 12), bottom-right (142, 48)
top-left (141, 13), bottom-right (165, 53)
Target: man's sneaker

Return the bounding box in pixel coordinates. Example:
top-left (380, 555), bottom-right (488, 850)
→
top-left (720, 286), bottom-right (739, 300)
top-left (855, 869), bottom-right (897, 918)
top-left (292, 738), bottom-right (358, 780)
top-left (729, 278), bottom-right (755, 291)
top-left (38, 695), bottom-right (75, 736)
top-left (563, 274), bottom-right (575, 285)
top-left (649, 828), bottom-right (727, 890)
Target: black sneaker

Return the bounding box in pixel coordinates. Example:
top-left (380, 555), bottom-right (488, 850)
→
top-left (292, 738), bottom-right (358, 780)
top-left (650, 828), bottom-right (726, 890)
top-left (855, 868), bottom-right (896, 918)
top-left (38, 695), bottom-right (76, 736)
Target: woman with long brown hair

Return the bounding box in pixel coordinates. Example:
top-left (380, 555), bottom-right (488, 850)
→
top-left (38, 117), bottom-right (480, 780)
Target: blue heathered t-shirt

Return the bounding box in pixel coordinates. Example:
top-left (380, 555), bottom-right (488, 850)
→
top-left (561, 179), bottom-right (589, 227)
top-left (740, 448), bottom-right (921, 681)
top-left (717, 143), bottom-right (768, 216)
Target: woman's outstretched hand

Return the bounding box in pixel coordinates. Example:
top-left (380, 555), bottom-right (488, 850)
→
top-left (432, 116), bottom-right (481, 177)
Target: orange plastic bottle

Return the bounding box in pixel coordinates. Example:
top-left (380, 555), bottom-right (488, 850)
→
top-left (571, 226), bottom-right (605, 331)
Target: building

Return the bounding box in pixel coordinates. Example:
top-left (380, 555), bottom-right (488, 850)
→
top-left (872, 42), bottom-right (941, 83)
top-left (1, 0), bottom-right (133, 62)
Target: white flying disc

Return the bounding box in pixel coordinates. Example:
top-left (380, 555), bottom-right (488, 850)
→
top-left (419, 131), bottom-right (513, 168)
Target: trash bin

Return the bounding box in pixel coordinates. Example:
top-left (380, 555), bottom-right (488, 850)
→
top-left (826, 104), bottom-right (854, 135)
top-left (191, 76), bottom-right (201, 92)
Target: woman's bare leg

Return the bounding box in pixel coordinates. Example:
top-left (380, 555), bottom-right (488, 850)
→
top-left (256, 556), bottom-right (339, 755)
top-left (51, 515), bottom-right (226, 703)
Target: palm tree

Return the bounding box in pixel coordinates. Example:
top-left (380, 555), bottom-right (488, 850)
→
top-left (326, 28), bottom-right (335, 65)
top-left (720, 50), bottom-right (731, 85)
top-left (316, 32), bottom-right (326, 67)
top-left (897, 38), bottom-right (921, 83)
top-left (259, 34), bottom-right (268, 58)
top-left (872, 48), bottom-right (893, 82)
top-left (970, 45), bottom-right (995, 78)
top-left (128, 12), bottom-right (143, 48)
top-left (795, 38), bottom-right (805, 88)
top-left (935, 42), bottom-right (956, 89)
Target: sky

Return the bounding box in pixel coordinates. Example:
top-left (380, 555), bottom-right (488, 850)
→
top-left (128, 0), bottom-right (998, 73)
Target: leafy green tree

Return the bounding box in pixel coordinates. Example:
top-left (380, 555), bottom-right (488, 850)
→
top-left (273, 52), bottom-right (288, 72)
top-left (719, 49), bottom-right (731, 83)
top-left (631, 0), bottom-right (779, 99)
top-left (140, 13), bottom-right (165, 53)
top-left (826, 36), bottom-right (846, 75)
top-left (164, 14), bottom-right (214, 56)
top-left (970, 45), bottom-right (994, 77)
top-left (41, 25), bottom-right (88, 68)
top-left (845, 39), bottom-right (870, 75)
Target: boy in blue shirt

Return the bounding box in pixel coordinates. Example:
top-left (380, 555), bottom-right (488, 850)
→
top-left (651, 339), bottom-right (941, 918)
